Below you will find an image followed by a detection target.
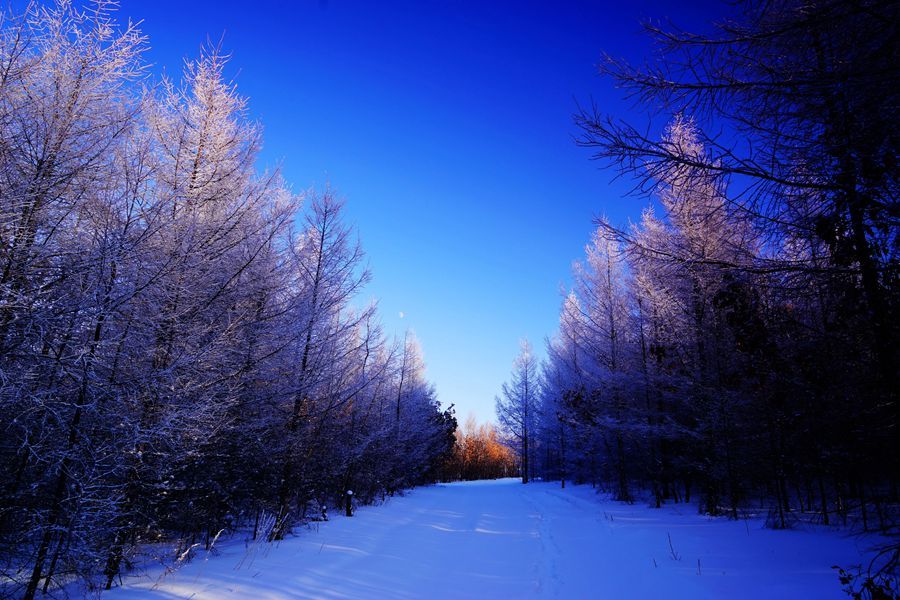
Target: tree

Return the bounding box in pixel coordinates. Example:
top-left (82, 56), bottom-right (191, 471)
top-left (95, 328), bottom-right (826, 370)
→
top-left (525, 7), bottom-right (898, 562)
top-left (446, 414), bottom-right (517, 481)
top-left (574, 229), bottom-right (638, 500)
top-left (575, 0), bottom-right (898, 460)
top-left (271, 188), bottom-right (370, 539)
top-left (537, 0), bottom-right (897, 555)
top-left (0, 3), bottom-right (453, 595)
top-left (496, 340), bottom-right (540, 483)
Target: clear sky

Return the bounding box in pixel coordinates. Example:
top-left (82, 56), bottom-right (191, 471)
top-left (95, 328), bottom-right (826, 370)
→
top-left (123, 0), bottom-right (725, 424)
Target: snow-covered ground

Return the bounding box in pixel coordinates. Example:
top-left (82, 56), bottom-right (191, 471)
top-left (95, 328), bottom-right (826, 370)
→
top-left (104, 479), bottom-right (879, 599)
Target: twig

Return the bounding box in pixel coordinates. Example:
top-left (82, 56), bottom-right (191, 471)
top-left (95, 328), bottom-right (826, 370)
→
top-left (667, 532), bottom-right (681, 561)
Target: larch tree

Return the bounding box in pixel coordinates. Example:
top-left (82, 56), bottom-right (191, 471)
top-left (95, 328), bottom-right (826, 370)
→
top-left (496, 340), bottom-right (540, 484)
top-left (0, 3), bottom-right (455, 596)
top-left (532, 4), bottom-right (896, 592)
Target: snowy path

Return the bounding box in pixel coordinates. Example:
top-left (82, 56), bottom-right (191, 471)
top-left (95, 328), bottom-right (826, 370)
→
top-left (108, 479), bottom-right (877, 599)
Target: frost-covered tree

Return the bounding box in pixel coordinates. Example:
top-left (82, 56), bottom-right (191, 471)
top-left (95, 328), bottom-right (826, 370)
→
top-left (270, 188), bottom-right (371, 538)
top-left (576, 0), bottom-right (898, 515)
top-left (0, 3), bottom-right (453, 596)
top-left (496, 340), bottom-right (540, 483)
top-left (534, 5), bottom-right (897, 573)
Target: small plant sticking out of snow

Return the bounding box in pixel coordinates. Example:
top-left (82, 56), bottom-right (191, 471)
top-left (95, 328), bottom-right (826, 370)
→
top-left (177, 544), bottom-right (200, 564)
top-left (667, 532), bottom-right (681, 561)
top-left (206, 529), bottom-right (225, 557)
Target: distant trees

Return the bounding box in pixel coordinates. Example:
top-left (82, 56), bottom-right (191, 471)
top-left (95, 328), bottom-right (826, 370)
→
top-left (444, 415), bottom-right (518, 481)
top-left (530, 0), bottom-right (896, 566)
top-left (495, 340), bottom-right (539, 483)
top-left (0, 3), bottom-right (453, 597)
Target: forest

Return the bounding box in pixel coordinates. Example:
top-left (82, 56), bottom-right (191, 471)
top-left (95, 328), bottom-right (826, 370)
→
top-left (1, 0), bottom-right (897, 598)
top-left (493, 0), bottom-right (898, 594)
top-left (0, 3), bottom-right (455, 598)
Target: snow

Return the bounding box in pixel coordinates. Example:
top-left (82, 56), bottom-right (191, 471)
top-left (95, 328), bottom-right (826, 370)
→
top-left (103, 479), bottom-right (879, 599)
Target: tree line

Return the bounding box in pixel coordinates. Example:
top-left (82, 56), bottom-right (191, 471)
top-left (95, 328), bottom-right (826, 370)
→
top-left (496, 0), bottom-right (896, 590)
top-left (0, 3), bottom-right (455, 597)
top-left (442, 414), bottom-right (518, 482)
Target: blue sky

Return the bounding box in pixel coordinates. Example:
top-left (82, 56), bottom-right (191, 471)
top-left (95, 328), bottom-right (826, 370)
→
top-left (124, 0), bottom-right (725, 423)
